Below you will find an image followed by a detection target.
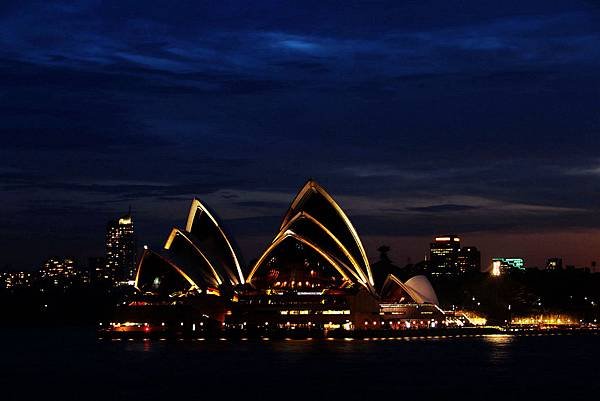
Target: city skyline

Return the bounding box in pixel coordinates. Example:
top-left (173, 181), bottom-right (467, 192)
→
top-left (2, 3), bottom-right (599, 400)
top-left (1, 0), bottom-right (600, 269)
top-left (2, 191), bottom-right (597, 275)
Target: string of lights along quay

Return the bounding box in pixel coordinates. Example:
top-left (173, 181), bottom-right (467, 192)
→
top-left (99, 180), bottom-right (600, 340)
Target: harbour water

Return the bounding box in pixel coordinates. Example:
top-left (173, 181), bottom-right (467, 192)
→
top-left (1, 328), bottom-right (598, 400)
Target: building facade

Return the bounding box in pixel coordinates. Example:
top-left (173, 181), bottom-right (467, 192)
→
top-left (105, 213), bottom-right (136, 284)
top-left (39, 257), bottom-right (87, 289)
top-left (429, 236), bottom-right (461, 274)
top-left (457, 246), bottom-right (481, 273)
top-left (0, 271), bottom-right (34, 289)
top-left (492, 257), bottom-right (525, 275)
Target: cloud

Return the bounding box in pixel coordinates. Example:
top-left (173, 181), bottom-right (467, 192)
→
top-left (408, 204), bottom-right (480, 213)
top-left (564, 164), bottom-right (600, 176)
top-left (337, 165), bottom-right (428, 179)
top-left (4, 6), bottom-right (597, 83)
top-left (0, 1), bottom-right (599, 269)
top-left (267, 34), bottom-right (323, 53)
top-left (114, 52), bottom-right (192, 73)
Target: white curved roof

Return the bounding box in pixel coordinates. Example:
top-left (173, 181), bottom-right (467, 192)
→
top-left (185, 198), bottom-right (244, 284)
top-left (279, 180), bottom-right (373, 286)
top-left (404, 275), bottom-right (439, 306)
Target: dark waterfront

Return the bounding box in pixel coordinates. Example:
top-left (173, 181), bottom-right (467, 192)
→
top-left (1, 328), bottom-right (598, 401)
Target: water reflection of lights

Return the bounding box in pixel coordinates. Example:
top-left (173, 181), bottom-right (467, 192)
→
top-left (484, 334), bottom-right (512, 341)
top-left (483, 334), bottom-right (514, 362)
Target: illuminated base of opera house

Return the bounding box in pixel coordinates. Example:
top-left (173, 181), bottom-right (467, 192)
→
top-left (103, 180), bottom-right (463, 337)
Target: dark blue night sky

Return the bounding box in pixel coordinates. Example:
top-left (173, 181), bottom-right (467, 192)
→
top-left (1, 1), bottom-right (599, 270)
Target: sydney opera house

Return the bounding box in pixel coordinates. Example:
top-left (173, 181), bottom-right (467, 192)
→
top-left (107, 180), bottom-right (449, 336)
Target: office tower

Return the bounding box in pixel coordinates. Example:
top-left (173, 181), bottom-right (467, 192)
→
top-left (429, 236), bottom-right (461, 274)
top-left (105, 212), bottom-right (136, 284)
top-left (457, 246), bottom-right (481, 273)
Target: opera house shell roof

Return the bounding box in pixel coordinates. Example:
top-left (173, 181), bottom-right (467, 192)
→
top-left (135, 199), bottom-right (244, 296)
top-left (134, 179), bottom-right (439, 306)
top-left (380, 274), bottom-right (439, 305)
top-left (246, 180), bottom-right (374, 292)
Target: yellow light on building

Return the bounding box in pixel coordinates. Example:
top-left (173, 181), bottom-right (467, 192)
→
top-left (491, 260), bottom-right (501, 277)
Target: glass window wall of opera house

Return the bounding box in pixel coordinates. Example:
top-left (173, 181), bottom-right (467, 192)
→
top-left (101, 180), bottom-right (455, 338)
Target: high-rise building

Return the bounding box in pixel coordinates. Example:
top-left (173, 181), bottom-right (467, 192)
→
top-left (429, 236), bottom-right (461, 274)
top-left (457, 247), bottom-right (481, 273)
top-left (546, 258), bottom-right (563, 271)
top-left (105, 212), bottom-right (136, 284)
